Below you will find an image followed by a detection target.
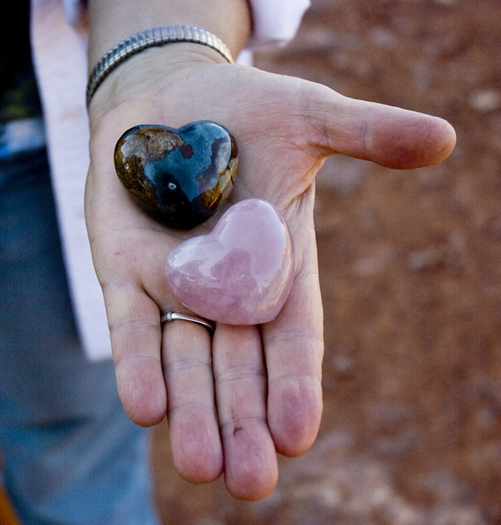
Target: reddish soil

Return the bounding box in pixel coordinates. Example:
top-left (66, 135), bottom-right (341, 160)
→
top-left (152, 1), bottom-right (501, 523)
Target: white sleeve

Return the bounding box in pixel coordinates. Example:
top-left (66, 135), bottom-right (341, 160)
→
top-left (246, 0), bottom-right (310, 49)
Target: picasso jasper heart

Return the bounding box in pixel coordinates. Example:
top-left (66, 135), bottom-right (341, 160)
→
top-left (114, 121), bottom-right (238, 229)
top-left (165, 199), bottom-right (295, 325)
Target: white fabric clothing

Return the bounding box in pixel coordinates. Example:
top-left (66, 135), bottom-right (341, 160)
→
top-left (30, 0), bottom-right (310, 361)
top-left (246, 0), bottom-right (311, 49)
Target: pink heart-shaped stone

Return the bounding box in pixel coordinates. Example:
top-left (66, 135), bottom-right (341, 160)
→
top-left (165, 199), bottom-right (295, 325)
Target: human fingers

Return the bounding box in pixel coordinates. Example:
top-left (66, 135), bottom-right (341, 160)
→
top-left (104, 278), bottom-right (167, 427)
top-left (162, 317), bottom-right (223, 484)
top-left (263, 277), bottom-right (324, 457)
top-left (212, 324), bottom-right (278, 501)
top-left (300, 82), bottom-right (456, 169)
top-left (262, 193), bottom-right (324, 457)
top-left (86, 194), bottom-right (170, 428)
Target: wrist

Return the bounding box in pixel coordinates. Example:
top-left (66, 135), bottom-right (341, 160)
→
top-left (87, 44), bottom-right (226, 121)
top-left (87, 0), bottom-right (252, 70)
top-left (86, 25), bottom-right (235, 107)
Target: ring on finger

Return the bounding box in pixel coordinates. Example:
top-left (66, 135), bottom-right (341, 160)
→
top-left (161, 311), bottom-right (215, 334)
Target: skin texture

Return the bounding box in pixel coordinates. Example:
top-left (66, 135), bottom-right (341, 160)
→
top-left (85, 0), bottom-right (456, 502)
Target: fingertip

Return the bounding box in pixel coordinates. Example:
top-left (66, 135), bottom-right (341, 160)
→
top-left (308, 85), bottom-right (457, 170)
top-left (229, 477), bottom-right (278, 502)
top-left (434, 116), bottom-right (457, 163)
top-left (225, 436), bottom-right (278, 501)
top-left (222, 423), bottom-right (278, 501)
top-left (115, 358), bottom-right (167, 427)
top-left (169, 407), bottom-right (223, 484)
top-left (268, 376), bottom-right (323, 457)
top-left (367, 110), bottom-right (457, 170)
top-left (173, 453), bottom-right (223, 485)
top-left (227, 473), bottom-right (278, 502)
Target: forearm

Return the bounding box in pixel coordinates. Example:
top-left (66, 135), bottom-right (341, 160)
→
top-left (87, 0), bottom-right (252, 70)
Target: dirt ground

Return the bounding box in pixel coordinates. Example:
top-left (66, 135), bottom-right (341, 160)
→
top-left (152, 1), bottom-right (501, 523)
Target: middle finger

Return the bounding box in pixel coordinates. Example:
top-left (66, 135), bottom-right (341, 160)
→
top-left (213, 324), bottom-right (278, 500)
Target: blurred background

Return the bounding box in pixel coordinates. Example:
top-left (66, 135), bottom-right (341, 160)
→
top-left (152, 0), bottom-right (501, 523)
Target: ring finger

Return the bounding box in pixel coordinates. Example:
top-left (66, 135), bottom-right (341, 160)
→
top-left (162, 314), bottom-right (222, 483)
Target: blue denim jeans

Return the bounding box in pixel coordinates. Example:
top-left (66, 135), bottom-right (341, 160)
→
top-left (0, 147), bottom-right (160, 525)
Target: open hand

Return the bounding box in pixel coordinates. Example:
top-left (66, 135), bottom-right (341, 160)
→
top-left (85, 46), bottom-right (456, 500)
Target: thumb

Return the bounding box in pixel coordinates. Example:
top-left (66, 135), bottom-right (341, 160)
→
top-left (302, 83), bottom-right (456, 170)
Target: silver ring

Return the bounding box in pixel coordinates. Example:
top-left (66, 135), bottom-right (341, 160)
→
top-left (161, 311), bottom-right (215, 333)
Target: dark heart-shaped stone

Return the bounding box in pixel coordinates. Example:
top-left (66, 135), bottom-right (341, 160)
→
top-left (114, 121), bottom-right (238, 229)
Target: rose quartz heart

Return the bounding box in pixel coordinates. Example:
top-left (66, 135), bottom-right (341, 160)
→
top-left (165, 199), bottom-right (295, 325)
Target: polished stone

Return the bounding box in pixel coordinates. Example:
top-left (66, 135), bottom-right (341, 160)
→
top-left (114, 121), bottom-right (238, 229)
top-left (165, 199), bottom-right (295, 325)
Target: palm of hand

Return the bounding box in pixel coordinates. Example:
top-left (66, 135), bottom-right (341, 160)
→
top-left (86, 57), bottom-right (455, 500)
